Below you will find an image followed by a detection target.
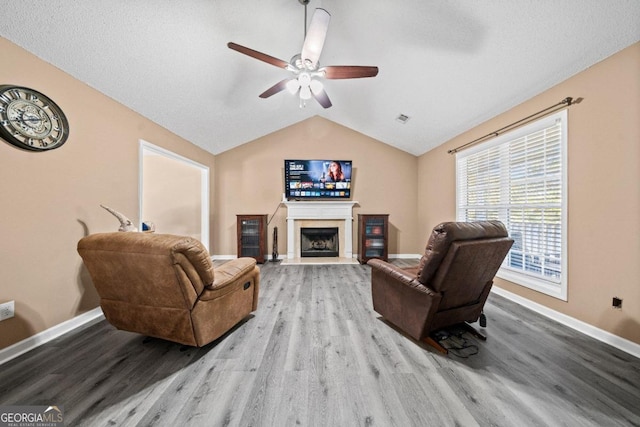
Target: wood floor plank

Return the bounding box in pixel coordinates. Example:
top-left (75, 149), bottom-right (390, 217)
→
top-left (1, 260), bottom-right (639, 426)
top-left (391, 372), bottom-right (479, 427)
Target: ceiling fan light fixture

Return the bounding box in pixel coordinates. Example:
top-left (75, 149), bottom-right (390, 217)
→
top-left (300, 85), bottom-right (312, 100)
top-left (286, 79), bottom-right (300, 94)
top-left (309, 79), bottom-right (323, 94)
top-left (298, 72), bottom-right (311, 86)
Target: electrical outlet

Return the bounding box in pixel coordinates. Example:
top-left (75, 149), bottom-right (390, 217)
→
top-left (0, 301), bottom-right (15, 321)
top-left (612, 297), bottom-right (623, 309)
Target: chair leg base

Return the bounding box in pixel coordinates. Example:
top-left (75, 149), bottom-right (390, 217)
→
top-left (423, 335), bottom-right (449, 354)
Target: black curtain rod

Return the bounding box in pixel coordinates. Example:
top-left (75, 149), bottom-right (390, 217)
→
top-left (448, 97), bottom-right (581, 155)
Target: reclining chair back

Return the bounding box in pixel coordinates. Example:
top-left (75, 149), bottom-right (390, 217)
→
top-left (428, 238), bottom-right (513, 331)
top-left (78, 232), bottom-right (213, 308)
top-left (78, 232), bottom-right (259, 347)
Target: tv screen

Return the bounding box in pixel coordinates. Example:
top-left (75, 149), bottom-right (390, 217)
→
top-left (284, 159), bottom-right (352, 200)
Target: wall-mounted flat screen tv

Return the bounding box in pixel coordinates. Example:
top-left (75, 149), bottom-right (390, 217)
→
top-left (284, 159), bottom-right (352, 200)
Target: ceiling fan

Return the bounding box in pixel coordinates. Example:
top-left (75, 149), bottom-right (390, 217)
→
top-left (227, 0), bottom-right (379, 108)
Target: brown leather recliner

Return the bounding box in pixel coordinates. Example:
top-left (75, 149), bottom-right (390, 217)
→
top-left (77, 232), bottom-right (260, 347)
top-left (368, 221), bottom-right (513, 353)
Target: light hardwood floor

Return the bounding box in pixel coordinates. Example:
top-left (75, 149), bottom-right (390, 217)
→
top-left (1, 260), bottom-right (639, 426)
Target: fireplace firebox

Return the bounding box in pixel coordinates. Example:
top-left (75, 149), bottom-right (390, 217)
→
top-left (300, 227), bottom-right (339, 257)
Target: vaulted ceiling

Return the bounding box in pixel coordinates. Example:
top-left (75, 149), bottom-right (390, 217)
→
top-left (1, 1), bottom-right (639, 156)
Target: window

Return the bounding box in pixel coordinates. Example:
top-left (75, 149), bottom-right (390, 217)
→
top-left (456, 110), bottom-right (567, 300)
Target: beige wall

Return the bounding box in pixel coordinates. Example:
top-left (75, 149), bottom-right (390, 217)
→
top-left (213, 117), bottom-right (419, 258)
top-left (0, 37), bottom-right (216, 349)
top-left (142, 151), bottom-right (203, 240)
top-left (418, 42), bottom-right (640, 344)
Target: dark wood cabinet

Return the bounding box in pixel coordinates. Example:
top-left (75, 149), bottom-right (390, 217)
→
top-left (357, 214), bottom-right (389, 264)
top-left (237, 214), bottom-right (268, 263)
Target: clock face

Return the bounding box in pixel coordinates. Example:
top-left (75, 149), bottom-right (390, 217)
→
top-left (0, 85), bottom-right (69, 151)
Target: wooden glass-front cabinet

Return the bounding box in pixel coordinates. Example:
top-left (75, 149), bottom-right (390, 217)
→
top-left (236, 214), bottom-right (268, 263)
top-left (357, 214), bottom-right (389, 264)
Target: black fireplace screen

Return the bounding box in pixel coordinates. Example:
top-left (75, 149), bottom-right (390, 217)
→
top-left (300, 227), bottom-right (339, 257)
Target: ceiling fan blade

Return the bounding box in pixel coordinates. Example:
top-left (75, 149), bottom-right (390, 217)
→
top-left (228, 42), bottom-right (289, 69)
top-left (322, 66), bottom-right (379, 79)
top-left (301, 8), bottom-right (331, 69)
top-left (259, 79), bottom-right (292, 99)
top-left (311, 87), bottom-right (332, 109)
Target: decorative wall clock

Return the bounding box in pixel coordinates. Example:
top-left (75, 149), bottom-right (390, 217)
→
top-left (0, 85), bottom-right (69, 151)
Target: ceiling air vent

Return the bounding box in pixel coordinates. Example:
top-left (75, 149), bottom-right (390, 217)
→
top-left (396, 114), bottom-right (410, 124)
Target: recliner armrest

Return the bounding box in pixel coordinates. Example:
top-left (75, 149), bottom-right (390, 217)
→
top-left (369, 258), bottom-right (441, 340)
top-left (199, 257), bottom-right (258, 302)
top-left (208, 257), bottom-right (257, 290)
top-left (367, 259), bottom-right (434, 294)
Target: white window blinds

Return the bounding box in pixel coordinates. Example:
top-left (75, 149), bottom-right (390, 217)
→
top-left (456, 110), bottom-right (567, 300)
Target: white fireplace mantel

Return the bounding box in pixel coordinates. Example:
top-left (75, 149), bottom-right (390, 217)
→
top-left (283, 200), bottom-right (358, 260)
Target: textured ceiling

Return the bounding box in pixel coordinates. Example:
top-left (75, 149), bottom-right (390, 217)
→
top-left (1, 1), bottom-right (639, 156)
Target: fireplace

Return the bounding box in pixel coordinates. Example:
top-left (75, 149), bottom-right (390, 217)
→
top-left (300, 227), bottom-right (339, 257)
top-left (283, 200), bottom-right (358, 264)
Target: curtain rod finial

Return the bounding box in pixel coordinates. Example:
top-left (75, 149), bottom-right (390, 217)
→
top-left (564, 96), bottom-right (583, 106)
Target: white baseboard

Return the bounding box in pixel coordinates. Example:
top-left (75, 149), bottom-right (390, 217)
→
top-left (0, 307), bottom-right (104, 366)
top-left (212, 255), bottom-right (284, 261)
top-left (212, 255), bottom-right (289, 262)
top-left (389, 254), bottom-right (421, 259)
top-left (491, 286), bottom-right (640, 359)
top-left (211, 255), bottom-right (236, 260)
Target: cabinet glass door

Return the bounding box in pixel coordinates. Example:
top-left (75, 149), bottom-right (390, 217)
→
top-left (364, 218), bottom-right (386, 258)
top-left (240, 219), bottom-right (261, 258)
